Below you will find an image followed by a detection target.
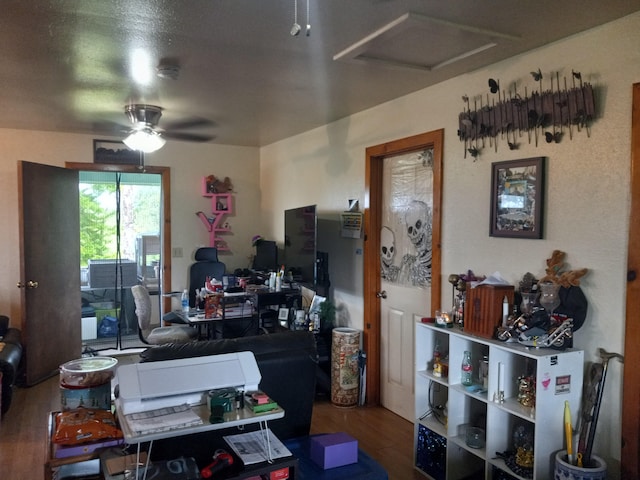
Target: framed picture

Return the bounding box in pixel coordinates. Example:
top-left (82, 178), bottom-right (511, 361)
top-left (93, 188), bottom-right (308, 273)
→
top-left (93, 139), bottom-right (143, 166)
top-left (278, 308), bottom-right (290, 321)
top-left (490, 157), bottom-right (545, 239)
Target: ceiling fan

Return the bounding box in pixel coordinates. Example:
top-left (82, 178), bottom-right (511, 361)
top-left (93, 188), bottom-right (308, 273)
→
top-left (122, 104), bottom-right (215, 153)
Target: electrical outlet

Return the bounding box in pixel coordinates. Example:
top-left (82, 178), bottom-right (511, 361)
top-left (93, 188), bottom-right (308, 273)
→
top-left (172, 247), bottom-right (183, 258)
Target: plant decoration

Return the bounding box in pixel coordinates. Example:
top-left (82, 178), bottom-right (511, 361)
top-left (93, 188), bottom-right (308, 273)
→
top-left (458, 69), bottom-right (596, 158)
top-left (318, 299), bottom-right (336, 333)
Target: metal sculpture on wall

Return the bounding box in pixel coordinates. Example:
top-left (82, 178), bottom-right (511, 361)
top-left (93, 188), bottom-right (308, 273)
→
top-left (458, 70), bottom-right (596, 158)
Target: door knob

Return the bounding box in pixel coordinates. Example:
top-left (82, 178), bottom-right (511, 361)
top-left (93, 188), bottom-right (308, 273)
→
top-left (17, 280), bottom-right (39, 289)
top-left (376, 290), bottom-right (387, 299)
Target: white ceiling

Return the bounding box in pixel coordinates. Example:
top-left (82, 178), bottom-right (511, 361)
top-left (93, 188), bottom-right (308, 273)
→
top-left (1, 0), bottom-right (638, 147)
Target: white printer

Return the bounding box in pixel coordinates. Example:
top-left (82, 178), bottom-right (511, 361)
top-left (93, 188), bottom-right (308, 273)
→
top-left (115, 351), bottom-right (261, 415)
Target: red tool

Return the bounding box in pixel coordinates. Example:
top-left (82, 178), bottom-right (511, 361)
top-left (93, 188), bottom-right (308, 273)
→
top-left (200, 449), bottom-right (234, 478)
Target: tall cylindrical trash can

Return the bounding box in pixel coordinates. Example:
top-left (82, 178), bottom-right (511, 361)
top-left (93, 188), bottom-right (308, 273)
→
top-left (331, 327), bottom-right (361, 407)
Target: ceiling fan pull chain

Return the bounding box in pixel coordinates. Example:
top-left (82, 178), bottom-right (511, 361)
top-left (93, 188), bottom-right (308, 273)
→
top-left (306, 0), bottom-right (311, 36)
top-left (291, 0), bottom-right (301, 36)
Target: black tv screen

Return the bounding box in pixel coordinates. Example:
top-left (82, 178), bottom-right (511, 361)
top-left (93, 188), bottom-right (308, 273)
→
top-left (284, 205), bottom-right (317, 285)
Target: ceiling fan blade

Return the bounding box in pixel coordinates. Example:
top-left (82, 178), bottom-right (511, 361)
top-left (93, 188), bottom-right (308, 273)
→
top-left (163, 117), bottom-right (215, 131)
top-left (163, 131), bottom-right (215, 142)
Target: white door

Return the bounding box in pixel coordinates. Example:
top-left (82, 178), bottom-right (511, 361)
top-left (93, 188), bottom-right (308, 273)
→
top-left (379, 149), bottom-right (435, 421)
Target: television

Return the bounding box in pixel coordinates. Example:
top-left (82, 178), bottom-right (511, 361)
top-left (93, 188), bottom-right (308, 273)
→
top-left (284, 205), bottom-right (317, 286)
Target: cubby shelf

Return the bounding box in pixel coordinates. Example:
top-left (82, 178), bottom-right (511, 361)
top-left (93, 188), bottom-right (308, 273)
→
top-left (198, 177), bottom-right (233, 251)
top-left (414, 321), bottom-right (583, 480)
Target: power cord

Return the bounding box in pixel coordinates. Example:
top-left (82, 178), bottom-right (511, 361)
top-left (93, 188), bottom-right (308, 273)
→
top-left (419, 380), bottom-right (447, 426)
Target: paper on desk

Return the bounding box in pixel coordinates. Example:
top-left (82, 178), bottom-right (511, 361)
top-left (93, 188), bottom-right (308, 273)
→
top-left (124, 404), bottom-right (203, 435)
top-left (469, 271), bottom-right (510, 288)
top-left (223, 428), bottom-right (292, 465)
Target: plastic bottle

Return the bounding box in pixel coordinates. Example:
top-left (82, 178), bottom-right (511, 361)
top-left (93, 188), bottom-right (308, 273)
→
top-left (275, 272), bottom-right (282, 292)
top-left (461, 350), bottom-right (473, 386)
top-left (181, 289), bottom-right (189, 313)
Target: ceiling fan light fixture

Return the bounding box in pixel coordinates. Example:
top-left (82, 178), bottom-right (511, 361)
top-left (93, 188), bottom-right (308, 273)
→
top-left (123, 128), bottom-right (166, 153)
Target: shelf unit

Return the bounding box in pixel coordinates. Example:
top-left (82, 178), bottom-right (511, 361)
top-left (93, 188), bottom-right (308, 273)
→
top-left (414, 321), bottom-right (583, 480)
top-left (198, 177), bottom-right (233, 252)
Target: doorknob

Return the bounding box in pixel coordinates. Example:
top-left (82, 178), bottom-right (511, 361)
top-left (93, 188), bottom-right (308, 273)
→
top-left (17, 280), bottom-right (39, 289)
top-left (376, 290), bottom-right (387, 299)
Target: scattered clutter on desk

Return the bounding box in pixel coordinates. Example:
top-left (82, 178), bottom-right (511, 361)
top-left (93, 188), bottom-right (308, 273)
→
top-left (59, 356), bottom-right (118, 411)
top-left (208, 387), bottom-right (243, 423)
top-left (131, 456), bottom-right (201, 480)
top-left (200, 449), bottom-right (234, 478)
top-left (309, 432), bottom-right (358, 469)
top-left (53, 408), bottom-right (123, 446)
top-left (245, 391), bottom-right (279, 413)
top-left (103, 451), bottom-right (148, 476)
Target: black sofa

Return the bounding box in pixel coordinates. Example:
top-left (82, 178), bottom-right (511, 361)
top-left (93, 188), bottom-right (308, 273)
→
top-left (136, 330), bottom-right (318, 466)
top-left (0, 316), bottom-right (23, 416)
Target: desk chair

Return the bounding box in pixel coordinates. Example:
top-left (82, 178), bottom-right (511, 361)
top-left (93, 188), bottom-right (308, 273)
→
top-left (131, 285), bottom-right (198, 345)
top-left (188, 247), bottom-right (226, 307)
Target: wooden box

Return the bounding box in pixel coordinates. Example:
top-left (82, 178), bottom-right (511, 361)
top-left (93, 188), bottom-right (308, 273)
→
top-left (464, 283), bottom-right (514, 338)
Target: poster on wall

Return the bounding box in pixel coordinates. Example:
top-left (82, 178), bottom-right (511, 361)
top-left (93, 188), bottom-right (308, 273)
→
top-left (340, 212), bottom-right (363, 238)
top-left (380, 149), bottom-right (434, 288)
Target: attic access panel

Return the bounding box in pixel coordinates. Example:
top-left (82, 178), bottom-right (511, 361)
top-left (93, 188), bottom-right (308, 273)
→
top-left (334, 12), bottom-right (519, 71)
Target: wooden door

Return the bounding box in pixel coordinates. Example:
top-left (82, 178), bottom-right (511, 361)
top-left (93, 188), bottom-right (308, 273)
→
top-left (363, 130), bottom-right (443, 407)
top-left (18, 161), bottom-right (81, 385)
top-left (622, 82), bottom-right (640, 479)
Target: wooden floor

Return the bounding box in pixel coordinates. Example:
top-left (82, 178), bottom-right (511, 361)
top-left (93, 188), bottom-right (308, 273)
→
top-left (0, 375), bottom-right (422, 480)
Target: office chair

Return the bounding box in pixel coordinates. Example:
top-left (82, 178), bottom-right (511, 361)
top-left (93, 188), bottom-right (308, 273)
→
top-left (131, 285), bottom-right (198, 345)
top-left (188, 247), bottom-right (226, 307)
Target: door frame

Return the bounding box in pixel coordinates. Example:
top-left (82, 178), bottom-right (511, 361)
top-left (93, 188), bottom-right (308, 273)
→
top-left (65, 162), bottom-right (173, 316)
top-left (622, 83), bottom-right (640, 479)
top-left (363, 129), bottom-right (444, 405)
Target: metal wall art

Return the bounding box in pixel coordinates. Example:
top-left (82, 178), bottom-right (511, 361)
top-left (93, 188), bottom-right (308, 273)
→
top-left (458, 70), bottom-right (596, 158)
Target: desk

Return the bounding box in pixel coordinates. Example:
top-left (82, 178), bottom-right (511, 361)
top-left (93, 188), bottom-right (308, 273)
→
top-left (251, 287), bottom-right (302, 331)
top-left (170, 293), bottom-right (258, 339)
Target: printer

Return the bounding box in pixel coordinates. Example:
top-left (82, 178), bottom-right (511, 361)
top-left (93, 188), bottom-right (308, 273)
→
top-left (115, 351), bottom-right (261, 415)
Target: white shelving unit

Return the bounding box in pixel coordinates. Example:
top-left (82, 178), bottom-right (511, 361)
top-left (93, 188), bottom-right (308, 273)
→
top-left (414, 321), bottom-right (583, 480)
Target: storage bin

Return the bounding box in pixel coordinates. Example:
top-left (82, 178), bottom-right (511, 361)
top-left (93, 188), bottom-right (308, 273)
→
top-left (464, 283), bottom-right (514, 339)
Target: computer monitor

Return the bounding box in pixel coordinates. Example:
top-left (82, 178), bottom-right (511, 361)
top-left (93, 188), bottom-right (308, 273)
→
top-left (253, 240), bottom-right (278, 272)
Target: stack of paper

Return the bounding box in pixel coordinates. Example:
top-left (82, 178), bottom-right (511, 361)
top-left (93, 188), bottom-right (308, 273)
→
top-left (124, 404), bottom-right (203, 435)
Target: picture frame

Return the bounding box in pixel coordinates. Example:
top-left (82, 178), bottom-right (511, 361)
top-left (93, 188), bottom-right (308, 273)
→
top-left (278, 307), bottom-right (290, 321)
top-left (490, 157), bottom-right (545, 239)
top-left (93, 139), bottom-right (144, 166)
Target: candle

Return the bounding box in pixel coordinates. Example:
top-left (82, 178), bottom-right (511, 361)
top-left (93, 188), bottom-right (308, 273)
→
top-left (498, 362), bottom-right (505, 393)
top-left (502, 295), bottom-right (509, 327)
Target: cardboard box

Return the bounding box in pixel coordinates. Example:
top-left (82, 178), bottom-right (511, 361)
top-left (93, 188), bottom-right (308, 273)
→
top-left (464, 283), bottom-right (514, 339)
top-left (310, 433), bottom-right (358, 469)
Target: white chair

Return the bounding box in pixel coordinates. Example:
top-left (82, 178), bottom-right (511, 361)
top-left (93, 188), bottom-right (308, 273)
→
top-left (131, 285), bottom-right (199, 345)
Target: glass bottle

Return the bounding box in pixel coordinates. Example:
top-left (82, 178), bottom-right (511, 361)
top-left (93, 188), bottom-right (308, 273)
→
top-left (461, 350), bottom-right (473, 386)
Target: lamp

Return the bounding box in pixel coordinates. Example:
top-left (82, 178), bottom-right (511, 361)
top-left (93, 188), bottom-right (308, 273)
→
top-left (123, 127), bottom-right (166, 153)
